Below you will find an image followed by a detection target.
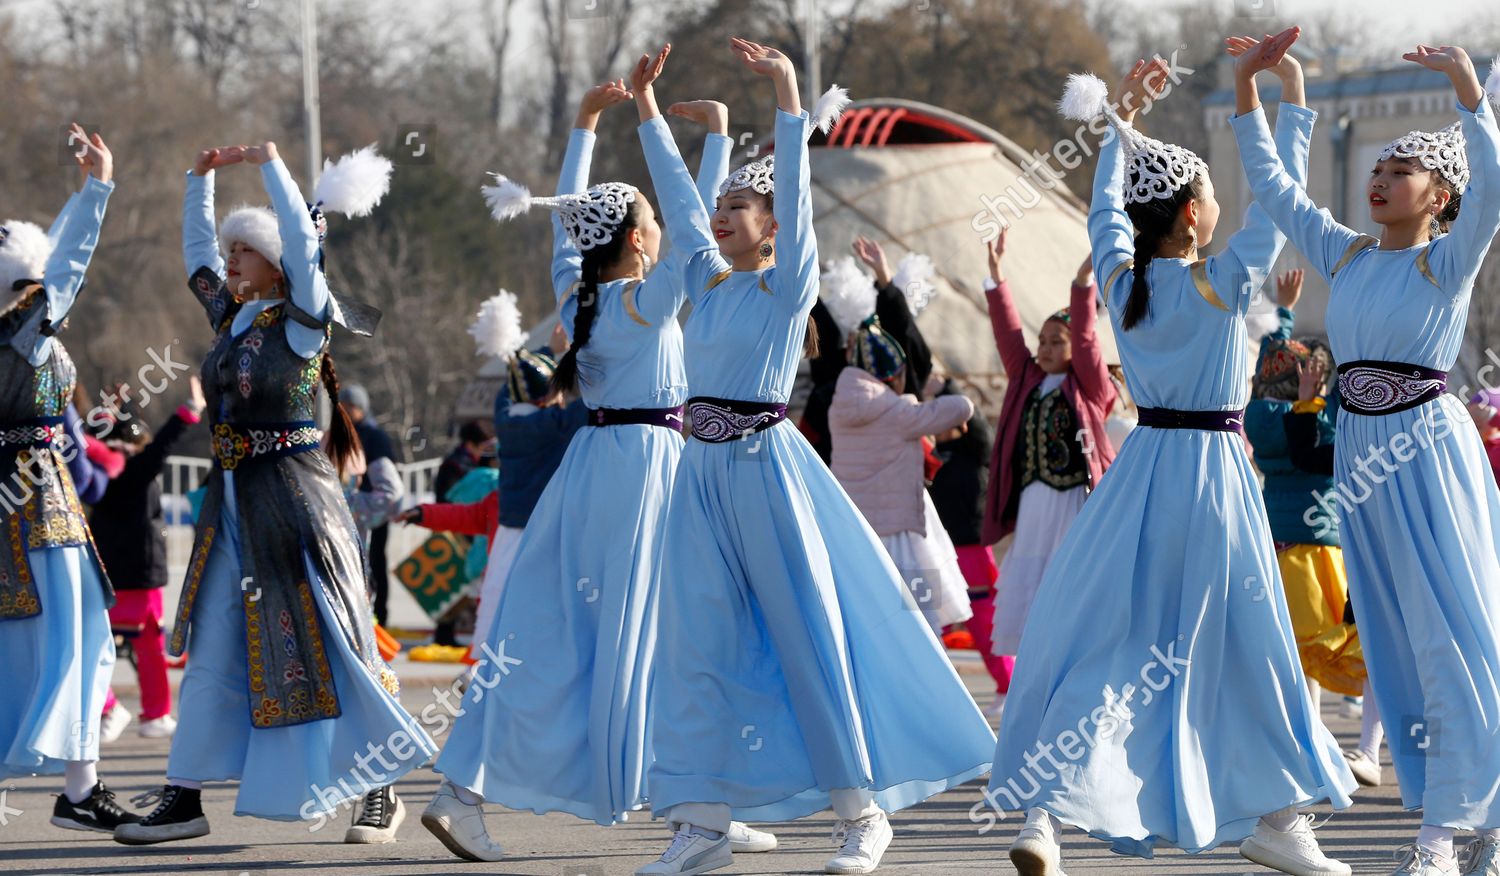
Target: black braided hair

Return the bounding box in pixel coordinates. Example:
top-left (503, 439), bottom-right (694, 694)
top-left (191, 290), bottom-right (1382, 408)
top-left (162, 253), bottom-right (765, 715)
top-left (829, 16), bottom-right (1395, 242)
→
top-left (1122, 174), bottom-right (1206, 331)
top-left (549, 199), bottom-right (641, 395)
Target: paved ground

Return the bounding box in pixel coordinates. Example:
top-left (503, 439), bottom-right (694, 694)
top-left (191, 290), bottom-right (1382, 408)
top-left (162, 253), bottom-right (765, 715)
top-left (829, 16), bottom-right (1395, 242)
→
top-left (1, 652), bottom-right (1421, 876)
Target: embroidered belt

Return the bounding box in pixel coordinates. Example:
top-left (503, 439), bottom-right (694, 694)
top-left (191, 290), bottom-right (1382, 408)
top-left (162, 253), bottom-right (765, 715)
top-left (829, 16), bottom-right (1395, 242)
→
top-left (0, 416), bottom-right (65, 448)
top-left (212, 420), bottom-right (322, 470)
top-left (1337, 360), bottom-right (1447, 416)
top-left (1137, 407), bottom-right (1246, 433)
top-left (686, 397), bottom-right (788, 443)
top-left (585, 405), bottom-right (686, 429)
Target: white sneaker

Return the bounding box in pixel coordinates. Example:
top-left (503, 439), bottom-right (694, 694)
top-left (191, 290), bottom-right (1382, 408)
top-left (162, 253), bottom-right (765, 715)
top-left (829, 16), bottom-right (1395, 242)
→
top-left (1461, 838), bottom-right (1500, 875)
top-left (1393, 844), bottom-right (1460, 875)
top-left (727, 820), bottom-right (777, 853)
top-left (100, 703), bottom-right (132, 744)
top-left (1344, 749), bottom-right (1382, 787)
top-left (1340, 697), bottom-right (1364, 720)
top-left (138, 715), bottom-right (177, 738)
top-left (1010, 808), bottom-right (1064, 876)
top-left (420, 780), bottom-right (504, 862)
top-left (1239, 813), bottom-right (1350, 876)
top-left (635, 830), bottom-right (732, 875)
top-left (826, 811), bottom-right (893, 875)
top-left (983, 694), bottom-right (1007, 721)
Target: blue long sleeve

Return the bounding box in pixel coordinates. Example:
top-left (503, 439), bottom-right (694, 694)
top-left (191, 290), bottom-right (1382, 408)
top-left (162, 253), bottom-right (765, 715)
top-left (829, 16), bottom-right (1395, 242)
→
top-left (260, 159), bottom-right (329, 358)
top-left (1207, 103), bottom-right (1317, 314)
top-left (13, 177), bottom-right (113, 365)
top-left (769, 109), bottom-right (818, 314)
top-left (1089, 126), bottom-right (1135, 311)
top-left (1429, 98), bottom-right (1500, 292)
top-left (639, 117), bottom-right (724, 320)
top-left (183, 170), bottom-right (225, 280)
top-left (1232, 106), bottom-right (1365, 285)
top-left (551, 129), bottom-right (596, 304)
top-left (696, 132), bottom-right (733, 211)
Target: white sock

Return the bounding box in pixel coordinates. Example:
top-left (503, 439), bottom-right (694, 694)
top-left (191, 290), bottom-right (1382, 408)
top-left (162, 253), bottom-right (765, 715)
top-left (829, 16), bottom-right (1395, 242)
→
top-left (829, 788), bottom-right (882, 821)
top-left (1024, 807), bottom-right (1062, 834)
top-left (166, 777), bottom-right (203, 791)
top-left (1261, 805), bottom-right (1299, 832)
top-left (1359, 681), bottom-right (1384, 759)
top-left (1417, 824), bottom-right (1455, 862)
top-left (63, 761), bottom-right (97, 803)
top-left (1307, 679), bottom-right (1322, 714)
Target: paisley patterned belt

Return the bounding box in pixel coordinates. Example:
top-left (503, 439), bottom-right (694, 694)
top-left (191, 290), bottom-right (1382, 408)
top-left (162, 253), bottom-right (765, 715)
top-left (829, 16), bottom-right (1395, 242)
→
top-left (586, 406), bottom-right (685, 429)
top-left (686, 397), bottom-right (788, 443)
top-left (1137, 407), bottom-right (1246, 432)
top-left (212, 419), bottom-right (322, 470)
top-left (0, 416), bottom-right (65, 448)
top-left (1337, 360), bottom-right (1447, 416)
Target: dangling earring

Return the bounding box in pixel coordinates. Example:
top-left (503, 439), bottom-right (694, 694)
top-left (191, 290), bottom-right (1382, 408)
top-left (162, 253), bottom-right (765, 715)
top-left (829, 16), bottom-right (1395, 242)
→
top-left (638, 249), bottom-right (652, 277)
top-left (758, 241), bottom-right (774, 260)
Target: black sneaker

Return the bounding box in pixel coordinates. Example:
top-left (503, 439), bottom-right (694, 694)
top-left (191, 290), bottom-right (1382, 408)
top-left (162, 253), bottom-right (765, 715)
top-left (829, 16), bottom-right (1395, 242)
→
top-left (345, 784), bottom-right (405, 844)
top-left (113, 784), bottom-right (210, 845)
top-left (50, 782), bottom-right (141, 833)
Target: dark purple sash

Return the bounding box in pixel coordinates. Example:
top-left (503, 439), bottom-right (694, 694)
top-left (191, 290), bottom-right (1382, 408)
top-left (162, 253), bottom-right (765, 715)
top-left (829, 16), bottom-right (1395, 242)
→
top-left (585, 406), bottom-right (686, 430)
top-left (1137, 407), bottom-right (1246, 433)
top-left (686, 397), bottom-right (789, 443)
top-left (1337, 360), bottom-right (1447, 416)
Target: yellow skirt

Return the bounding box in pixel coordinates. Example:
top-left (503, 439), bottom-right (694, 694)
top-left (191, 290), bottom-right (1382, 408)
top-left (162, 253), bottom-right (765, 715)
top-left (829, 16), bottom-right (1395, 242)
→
top-left (1276, 543), bottom-right (1365, 696)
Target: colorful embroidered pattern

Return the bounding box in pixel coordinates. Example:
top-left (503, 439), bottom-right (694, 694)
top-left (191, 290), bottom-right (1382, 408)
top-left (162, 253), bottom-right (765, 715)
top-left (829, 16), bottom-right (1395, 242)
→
top-left (0, 423), bottom-right (62, 446)
top-left (169, 525), bottom-right (214, 655)
top-left (1339, 365), bottom-right (1446, 414)
top-left (211, 423), bottom-right (321, 470)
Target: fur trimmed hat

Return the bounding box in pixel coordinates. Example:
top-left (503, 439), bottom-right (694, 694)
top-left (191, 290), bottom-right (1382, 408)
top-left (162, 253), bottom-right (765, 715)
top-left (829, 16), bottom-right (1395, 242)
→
top-left (0, 220), bottom-right (53, 316)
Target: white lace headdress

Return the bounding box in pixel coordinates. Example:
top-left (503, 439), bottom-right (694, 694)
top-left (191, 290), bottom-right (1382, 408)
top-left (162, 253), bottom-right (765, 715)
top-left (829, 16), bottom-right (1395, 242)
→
top-left (1377, 57), bottom-right (1500, 192)
top-left (718, 85), bottom-right (852, 198)
top-left (1058, 72), bottom-right (1208, 205)
top-left (482, 175), bottom-right (637, 252)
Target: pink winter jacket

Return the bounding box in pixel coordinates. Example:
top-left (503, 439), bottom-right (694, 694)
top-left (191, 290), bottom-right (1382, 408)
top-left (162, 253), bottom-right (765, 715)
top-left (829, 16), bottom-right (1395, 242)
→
top-left (981, 278), bottom-right (1116, 547)
top-left (829, 366), bottom-right (975, 538)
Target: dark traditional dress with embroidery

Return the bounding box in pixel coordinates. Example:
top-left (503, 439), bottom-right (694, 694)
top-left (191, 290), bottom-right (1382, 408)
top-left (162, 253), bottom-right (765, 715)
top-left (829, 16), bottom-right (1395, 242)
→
top-left (163, 161), bottom-right (434, 820)
top-left (0, 177), bottom-right (115, 780)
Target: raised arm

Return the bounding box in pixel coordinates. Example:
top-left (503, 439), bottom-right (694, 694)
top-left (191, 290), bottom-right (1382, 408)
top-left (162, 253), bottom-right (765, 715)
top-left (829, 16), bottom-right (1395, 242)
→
top-left (253, 147), bottom-right (329, 323)
top-left (1088, 127), bottom-right (1135, 312)
top-left (980, 229), bottom-right (1034, 379)
top-left (551, 80), bottom-right (628, 303)
top-left (662, 97), bottom-right (734, 209)
top-left (887, 393), bottom-right (976, 442)
top-left (1066, 257), bottom-right (1115, 407)
top-left (37, 174), bottom-right (112, 334)
top-left (638, 116), bottom-right (720, 320)
top-left (1422, 48), bottom-right (1500, 291)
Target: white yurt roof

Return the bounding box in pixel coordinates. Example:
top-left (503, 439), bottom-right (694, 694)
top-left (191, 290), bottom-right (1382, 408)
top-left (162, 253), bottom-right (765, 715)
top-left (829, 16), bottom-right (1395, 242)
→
top-left (807, 98), bottom-right (1117, 416)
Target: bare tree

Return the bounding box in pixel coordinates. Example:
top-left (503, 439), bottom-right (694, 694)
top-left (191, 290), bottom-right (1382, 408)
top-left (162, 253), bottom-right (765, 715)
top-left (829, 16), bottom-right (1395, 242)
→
top-left (483, 0), bottom-right (518, 132)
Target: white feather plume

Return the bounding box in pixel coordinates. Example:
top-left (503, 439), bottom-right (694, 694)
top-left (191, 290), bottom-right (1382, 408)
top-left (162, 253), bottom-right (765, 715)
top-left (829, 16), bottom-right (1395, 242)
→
top-left (893, 251), bottom-right (938, 317)
top-left (467, 289), bottom-right (529, 360)
top-left (312, 145), bottom-right (393, 217)
top-left (0, 220), bottom-right (54, 290)
top-left (812, 84), bottom-right (851, 136)
top-left (820, 256), bottom-right (877, 337)
top-left (1058, 72), bottom-right (1111, 122)
top-left (482, 174), bottom-right (533, 223)
top-left (1486, 56), bottom-right (1500, 112)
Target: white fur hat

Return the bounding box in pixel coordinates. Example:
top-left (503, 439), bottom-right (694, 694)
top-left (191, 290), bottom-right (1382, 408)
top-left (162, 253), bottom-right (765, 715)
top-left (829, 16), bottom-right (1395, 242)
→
top-left (217, 144), bottom-right (394, 267)
top-left (218, 205), bottom-right (282, 266)
top-left (0, 220), bottom-right (53, 316)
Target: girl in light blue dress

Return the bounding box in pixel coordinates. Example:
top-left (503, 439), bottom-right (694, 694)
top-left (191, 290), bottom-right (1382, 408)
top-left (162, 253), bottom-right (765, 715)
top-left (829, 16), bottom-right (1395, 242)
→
top-left (991, 43), bottom-right (1354, 876)
top-left (0, 126), bottom-right (131, 834)
top-left (635, 39), bottom-right (995, 876)
top-left (1232, 36), bottom-right (1500, 876)
top-left (422, 79), bottom-right (779, 863)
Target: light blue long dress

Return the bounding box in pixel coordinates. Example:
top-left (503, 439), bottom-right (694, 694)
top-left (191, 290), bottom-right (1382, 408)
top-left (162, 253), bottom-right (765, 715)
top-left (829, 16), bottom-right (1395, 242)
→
top-left (433, 126), bottom-right (730, 826)
top-left (1234, 95), bottom-right (1500, 829)
top-left (0, 178), bottom-right (116, 780)
top-left (643, 109), bottom-right (996, 825)
top-left (989, 104), bottom-right (1355, 857)
top-left (168, 162), bottom-right (436, 821)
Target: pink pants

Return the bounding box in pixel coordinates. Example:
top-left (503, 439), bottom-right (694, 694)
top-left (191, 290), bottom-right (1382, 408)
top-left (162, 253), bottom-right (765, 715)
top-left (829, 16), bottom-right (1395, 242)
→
top-left (957, 545), bottom-right (1014, 695)
top-left (103, 589), bottom-right (172, 721)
